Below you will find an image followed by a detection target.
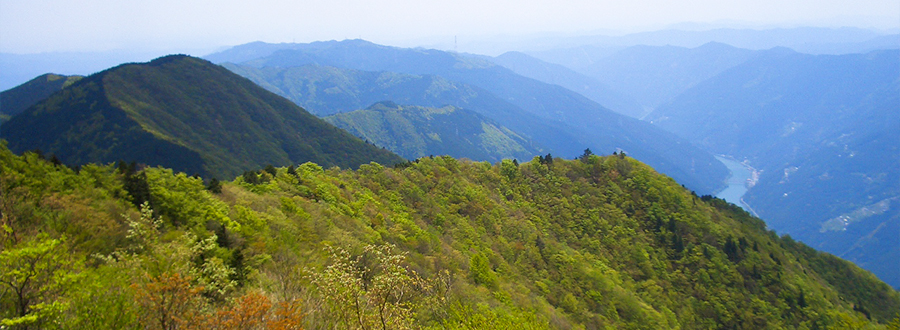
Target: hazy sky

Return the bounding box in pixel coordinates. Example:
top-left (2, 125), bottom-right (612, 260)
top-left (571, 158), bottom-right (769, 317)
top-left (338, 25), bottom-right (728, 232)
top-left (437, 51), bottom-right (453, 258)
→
top-left (1, 0), bottom-right (898, 54)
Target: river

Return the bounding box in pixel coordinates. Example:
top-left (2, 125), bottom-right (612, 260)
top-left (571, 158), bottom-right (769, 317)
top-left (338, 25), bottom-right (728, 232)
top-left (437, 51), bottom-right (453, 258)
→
top-left (714, 155), bottom-right (757, 214)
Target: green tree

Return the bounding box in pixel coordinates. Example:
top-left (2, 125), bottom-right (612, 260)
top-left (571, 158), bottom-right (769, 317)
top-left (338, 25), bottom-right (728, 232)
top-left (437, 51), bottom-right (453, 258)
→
top-left (0, 235), bottom-right (78, 329)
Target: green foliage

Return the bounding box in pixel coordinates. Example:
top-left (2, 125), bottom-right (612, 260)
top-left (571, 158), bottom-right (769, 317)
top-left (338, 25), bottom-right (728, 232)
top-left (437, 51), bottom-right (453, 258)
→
top-left (469, 252), bottom-right (497, 289)
top-left (0, 235), bottom-right (79, 329)
top-left (0, 142), bottom-right (898, 329)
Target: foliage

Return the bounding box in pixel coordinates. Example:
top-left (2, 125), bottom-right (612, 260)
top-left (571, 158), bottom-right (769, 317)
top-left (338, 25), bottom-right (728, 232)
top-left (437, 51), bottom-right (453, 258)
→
top-left (308, 244), bottom-right (429, 330)
top-left (0, 142), bottom-right (898, 329)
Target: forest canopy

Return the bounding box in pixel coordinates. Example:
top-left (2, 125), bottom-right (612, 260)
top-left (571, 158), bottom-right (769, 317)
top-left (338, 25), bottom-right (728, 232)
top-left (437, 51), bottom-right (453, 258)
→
top-left (1, 142), bottom-right (897, 329)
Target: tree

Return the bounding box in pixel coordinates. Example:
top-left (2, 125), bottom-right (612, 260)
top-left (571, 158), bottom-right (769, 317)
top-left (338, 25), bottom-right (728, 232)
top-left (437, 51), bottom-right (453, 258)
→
top-left (132, 272), bottom-right (204, 330)
top-left (199, 292), bottom-right (304, 330)
top-left (207, 178), bottom-right (222, 194)
top-left (579, 148), bottom-right (593, 162)
top-left (310, 244), bottom-right (428, 330)
top-left (0, 235), bottom-right (78, 329)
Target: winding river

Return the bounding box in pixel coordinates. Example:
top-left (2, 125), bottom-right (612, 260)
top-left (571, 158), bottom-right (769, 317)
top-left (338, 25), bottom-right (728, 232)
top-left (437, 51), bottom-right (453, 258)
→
top-left (714, 155), bottom-right (758, 215)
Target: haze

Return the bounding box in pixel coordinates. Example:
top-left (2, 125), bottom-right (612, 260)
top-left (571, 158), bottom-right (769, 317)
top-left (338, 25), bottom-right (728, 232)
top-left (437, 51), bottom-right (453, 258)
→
top-left (1, 0), bottom-right (898, 55)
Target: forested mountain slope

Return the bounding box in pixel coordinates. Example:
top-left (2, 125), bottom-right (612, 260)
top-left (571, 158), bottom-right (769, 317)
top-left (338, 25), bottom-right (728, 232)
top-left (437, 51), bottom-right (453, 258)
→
top-left (2, 142), bottom-right (897, 329)
top-left (325, 101), bottom-right (543, 162)
top-left (0, 55), bottom-right (403, 179)
top-left (648, 49), bottom-right (900, 288)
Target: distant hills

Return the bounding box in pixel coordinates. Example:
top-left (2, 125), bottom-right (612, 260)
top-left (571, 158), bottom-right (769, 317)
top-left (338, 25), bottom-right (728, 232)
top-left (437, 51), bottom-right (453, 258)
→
top-left (489, 51), bottom-right (646, 118)
top-left (586, 42), bottom-right (759, 109)
top-left (526, 27), bottom-right (897, 68)
top-left (0, 73), bottom-right (82, 124)
top-left (543, 42), bottom-right (760, 110)
top-left (325, 101), bottom-right (543, 162)
top-left (648, 49), bottom-right (900, 287)
top-left (210, 40), bottom-right (729, 195)
top-left (0, 55), bottom-right (403, 179)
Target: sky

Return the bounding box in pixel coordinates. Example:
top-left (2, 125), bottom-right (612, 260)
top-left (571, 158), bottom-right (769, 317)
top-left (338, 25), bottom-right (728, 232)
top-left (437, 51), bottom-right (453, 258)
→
top-left (1, 0), bottom-right (898, 55)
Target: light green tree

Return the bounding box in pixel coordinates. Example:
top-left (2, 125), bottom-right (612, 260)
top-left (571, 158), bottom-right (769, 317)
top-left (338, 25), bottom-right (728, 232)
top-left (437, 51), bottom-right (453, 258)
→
top-left (0, 234), bottom-right (79, 329)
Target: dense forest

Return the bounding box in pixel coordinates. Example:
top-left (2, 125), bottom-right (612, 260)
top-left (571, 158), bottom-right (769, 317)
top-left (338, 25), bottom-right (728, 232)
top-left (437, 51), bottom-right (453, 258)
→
top-left (2, 141), bottom-right (897, 329)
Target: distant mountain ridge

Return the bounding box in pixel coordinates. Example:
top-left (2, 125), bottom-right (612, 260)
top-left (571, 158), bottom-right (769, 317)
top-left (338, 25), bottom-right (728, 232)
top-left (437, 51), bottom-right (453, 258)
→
top-left (489, 51), bottom-right (646, 118)
top-left (0, 73), bottom-right (82, 124)
top-left (0, 55), bottom-right (403, 179)
top-left (210, 40), bottom-right (729, 194)
top-left (325, 101), bottom-right (543, 162)
top-left (569, 42), bottom-right (760, 109)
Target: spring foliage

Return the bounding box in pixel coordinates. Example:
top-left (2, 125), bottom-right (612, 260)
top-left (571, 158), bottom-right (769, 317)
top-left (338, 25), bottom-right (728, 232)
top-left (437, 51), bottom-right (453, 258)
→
top-left (0, 141), bottom-right (898, 329)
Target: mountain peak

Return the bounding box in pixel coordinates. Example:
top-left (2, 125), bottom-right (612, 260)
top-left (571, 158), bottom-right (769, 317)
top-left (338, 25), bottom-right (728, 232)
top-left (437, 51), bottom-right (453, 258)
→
top-left (1, 55), bottom-right (403, 178)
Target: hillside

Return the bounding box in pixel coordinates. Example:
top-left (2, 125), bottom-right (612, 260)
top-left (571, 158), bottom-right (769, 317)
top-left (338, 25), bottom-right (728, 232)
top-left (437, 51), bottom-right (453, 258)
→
top-left (0, 55), bottom-right (403, 179)
top-left (648, 49), bottom-right (900, 287)
top-left (325, 102), bottom-right (543, 162)
top-left (211, 40), bottom-right (729, 195)
top-left (1, 142), bottom-right (898, 329)
top-left (0, 73), bottom-right (82, 124)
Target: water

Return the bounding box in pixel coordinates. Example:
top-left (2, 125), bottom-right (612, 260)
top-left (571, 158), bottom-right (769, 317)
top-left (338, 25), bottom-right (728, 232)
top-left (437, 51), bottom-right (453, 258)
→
top-left (715, 155), bottom-right (753, 212)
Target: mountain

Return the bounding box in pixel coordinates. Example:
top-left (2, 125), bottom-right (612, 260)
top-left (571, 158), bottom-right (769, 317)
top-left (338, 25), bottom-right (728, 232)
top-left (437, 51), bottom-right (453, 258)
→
top-left (210, 40), bottom-right (729, 195)
top-left (0, 55), bottom-right (403, 179)
top-left (220, 63), bottom-right (523, 118)
top-left (324, 101), bottom-right (543, 162)
top-left (572, 42), bottom-right (759, 110)
top-left (0, 73), bottom-right (82, 124)
top-left (3, 142), bottom-right (898, 329)
top-left (648, 49), bottom-right (900, 287)
top-left (222, 63), bottom-right (584, 160)
top-left (490, 51), bottom-right (646, 118)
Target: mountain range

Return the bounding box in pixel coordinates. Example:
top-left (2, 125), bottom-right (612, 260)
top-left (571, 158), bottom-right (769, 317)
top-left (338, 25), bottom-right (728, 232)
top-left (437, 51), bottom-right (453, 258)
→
top-left (1, 30), bottom-right (899, 327)
top-left (0, 55), bottom-right (403, 179)
top-left (488, 51), bottom-right (646, 118)
top-left (209, 40), bottom-right (730, 195)
top-left (548, 42), bottom-right (760, 110)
